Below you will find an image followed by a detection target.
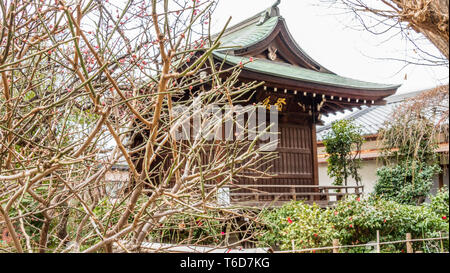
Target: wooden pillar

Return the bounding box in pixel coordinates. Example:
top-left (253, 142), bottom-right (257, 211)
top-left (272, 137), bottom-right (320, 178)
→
top-left (311, 122), bottom-right (320, 201)
top-left (438, 165), bottom-right (444, 189)
top-left (290, 187), bottom-right (296, 201)
top-left (311, 122), bottom-right (319, 186)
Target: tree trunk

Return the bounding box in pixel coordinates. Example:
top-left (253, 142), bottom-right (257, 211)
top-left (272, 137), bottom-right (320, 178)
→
top-left (393, 0), bottom-right (449, 59)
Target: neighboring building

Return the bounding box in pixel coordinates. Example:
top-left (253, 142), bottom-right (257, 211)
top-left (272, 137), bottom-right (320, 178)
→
top-left (317, 88), bottom-right (449, 199)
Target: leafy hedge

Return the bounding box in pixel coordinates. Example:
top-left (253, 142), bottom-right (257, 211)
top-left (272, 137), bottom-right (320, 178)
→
top-left (374, 162), bottom-right (440, 205)
top-left (258, 195), bottom-right (449, 253)
top-left (428, 186), bottom-right (449, 218)
top-left (258, 202), bottom-right (336, 251)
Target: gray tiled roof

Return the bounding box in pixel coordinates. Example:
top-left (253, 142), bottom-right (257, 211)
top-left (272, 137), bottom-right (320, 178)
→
top-left (316, 89), bottom-right (432, 141)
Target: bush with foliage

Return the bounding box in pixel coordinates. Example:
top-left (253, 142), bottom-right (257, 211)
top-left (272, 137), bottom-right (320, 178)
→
top-left (258, 196), bottom-right (449, 253)
top-left (330, 196), bottom-right (448, 252)
top-left (374, 162), bottom-right (441, 205)
top-left (147, 212), bottom-right (224, 245)
top-left (428, 186), bottom-right (449, 219)
top-left (258, 202), bottom-right (336, 251)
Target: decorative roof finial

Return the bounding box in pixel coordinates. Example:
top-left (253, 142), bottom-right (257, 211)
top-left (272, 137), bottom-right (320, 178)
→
top-left (257, 0), bottom-right (281, 26)
top-left (272, 0), bottom-right (281, 8)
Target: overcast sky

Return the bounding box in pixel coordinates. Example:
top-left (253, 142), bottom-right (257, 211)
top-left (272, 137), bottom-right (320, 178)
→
top-left (210, 0), bottom-right (449, 97)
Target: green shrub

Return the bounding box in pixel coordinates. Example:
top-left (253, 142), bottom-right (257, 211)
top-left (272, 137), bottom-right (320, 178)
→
top-left (428, 186), bottom-right (449, 219)
top-left (330, 196), bottom-right (448, 252)
top-left (374, 162), bottom-right (440, 205)
top-left (258, 201), bottom-right (336, 251)
top-left (258, 196), bottom-right (448, 253)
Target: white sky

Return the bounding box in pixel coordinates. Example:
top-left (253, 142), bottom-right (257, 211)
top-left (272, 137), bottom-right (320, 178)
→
top-left (210, 0), bottom-right (449, 97)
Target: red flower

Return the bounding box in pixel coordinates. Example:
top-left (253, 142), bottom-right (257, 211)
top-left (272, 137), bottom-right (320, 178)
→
top-left (349, 224), bottom-right (353, 228)
top-left (356, 197), bottom-right (360, 202)
top-left (249, 57), bottom-right (254, 62)
top-left (383, 219), bottom-right (387, 223)
top-left (287, 217), bottom-right (293, 224)
top-left (2, 228), bottom-right (12, 244)
top-left (443, 216), bottom-right (447, 220)
top-left (313, 233), bottom-right (318, 237)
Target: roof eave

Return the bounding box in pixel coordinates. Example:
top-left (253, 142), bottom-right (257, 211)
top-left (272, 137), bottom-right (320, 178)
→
top-left (213, 53), bottom-right (401, 97)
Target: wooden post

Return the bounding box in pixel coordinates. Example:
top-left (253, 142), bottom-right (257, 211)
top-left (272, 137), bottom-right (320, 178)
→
top-left (406, 233), bottom-right (413, 253)
top-left (376, 230), bottom-right (380, 253)
top-left (290, 187), bottom-right (296, 201)
top-left (438, 169), bottom-right (444, 189)
top-left (332, 239), bottom-right (340, 253)
top-left (225, 222), bottom-right (231, 246)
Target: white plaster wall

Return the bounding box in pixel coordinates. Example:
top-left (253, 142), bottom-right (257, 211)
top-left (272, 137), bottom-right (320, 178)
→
top-left (430, 165), bottom-right (449, 195)
top-left (319, 161), bottom-right (449, 199)
top-left (319, 160), bottom-right (381, 199)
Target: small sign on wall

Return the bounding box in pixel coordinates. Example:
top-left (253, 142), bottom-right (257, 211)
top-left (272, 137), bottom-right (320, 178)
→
top-left (217, 187), bottom-right (231, 207)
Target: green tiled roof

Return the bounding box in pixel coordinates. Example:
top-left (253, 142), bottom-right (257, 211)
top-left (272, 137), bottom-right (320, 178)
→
top-left (211, 4), bottom-right (400, 92)
top-left (213, 52), bottom-right (401, 91)
top-left (219, 16), bottom-right (280, 49)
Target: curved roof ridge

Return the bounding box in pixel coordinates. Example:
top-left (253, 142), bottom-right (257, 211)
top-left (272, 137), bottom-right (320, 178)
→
top-left (277, 17), bottom-right (335, 74)
top-left (213, 7), bottom-right (274, 41)
top-left (218, 16), bottom-right (280, 52)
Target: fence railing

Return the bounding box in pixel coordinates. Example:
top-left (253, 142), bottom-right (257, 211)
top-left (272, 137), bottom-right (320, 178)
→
top-left (112, 232), bottom-right (449, 253)
top-left (217, 184), bottom-right (364, 207)
top-left (104, 178), bottom-right (364, 208)
top-left (274, 232), bottom-right (449, 253)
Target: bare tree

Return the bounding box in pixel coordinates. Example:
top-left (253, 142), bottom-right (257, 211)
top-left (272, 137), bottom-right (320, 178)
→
top-left (378, 84), bottom-right (449, 165)
top-left (0, 0), bottom-right (274, 253)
